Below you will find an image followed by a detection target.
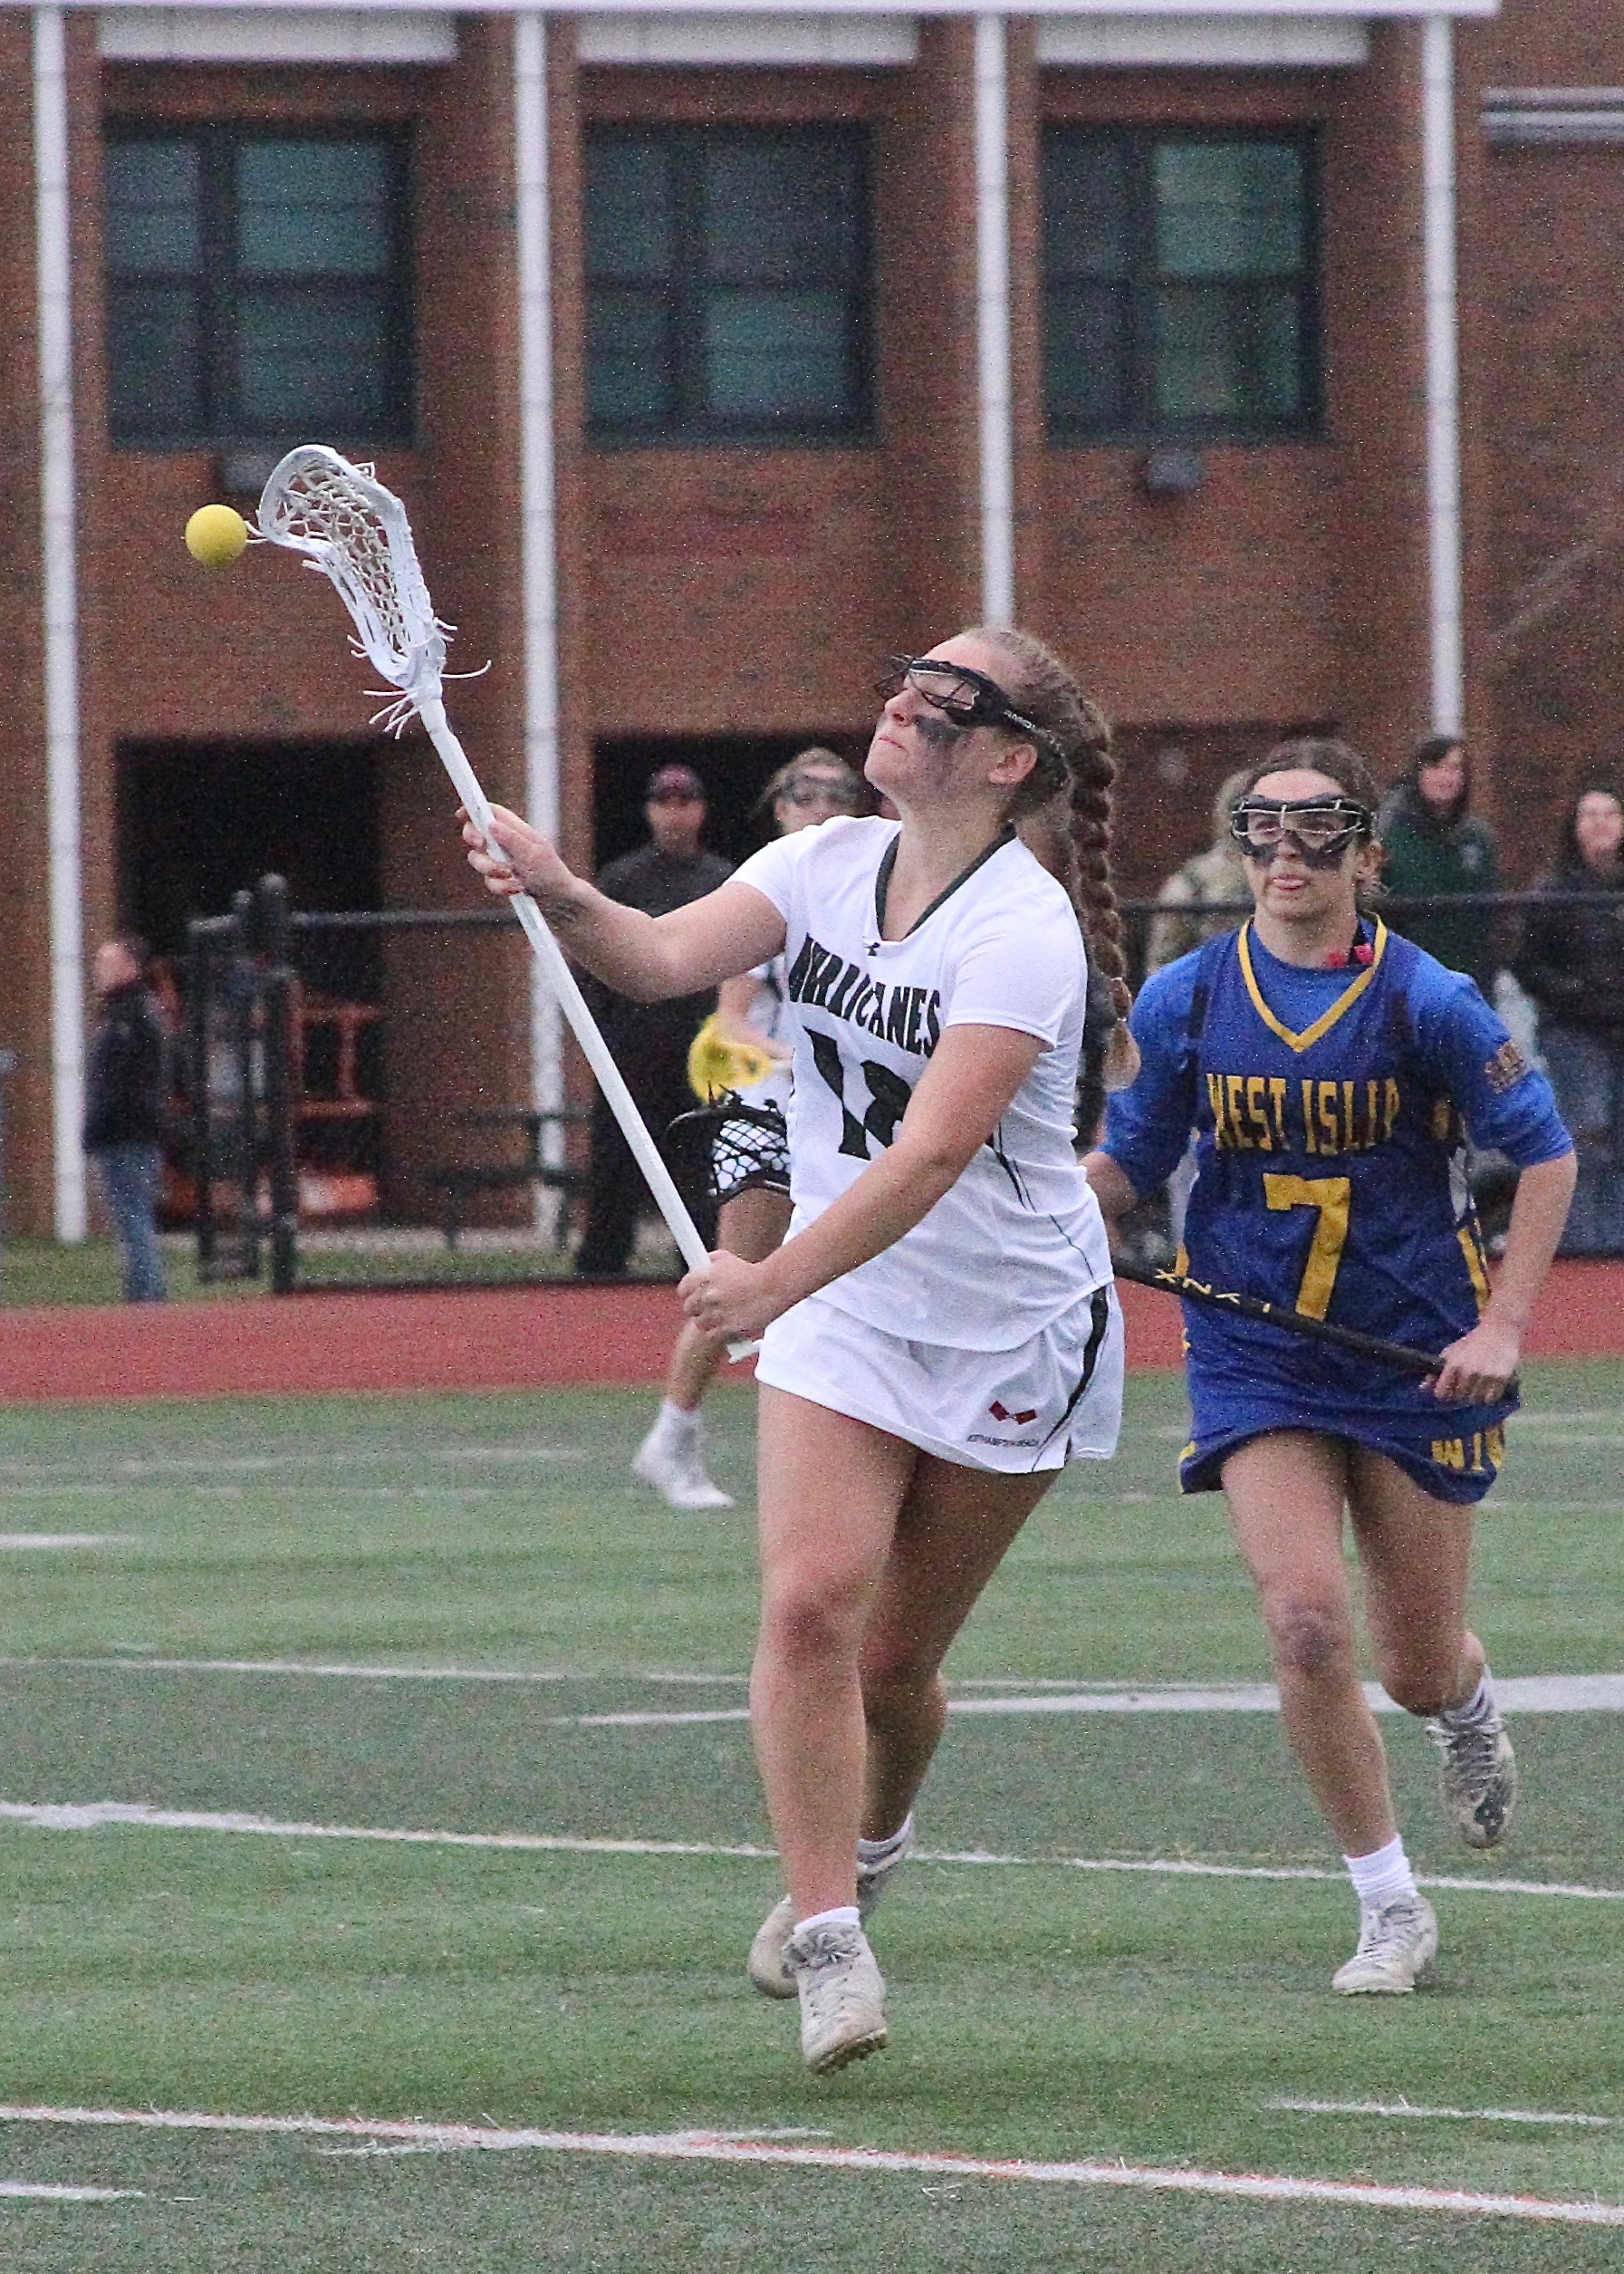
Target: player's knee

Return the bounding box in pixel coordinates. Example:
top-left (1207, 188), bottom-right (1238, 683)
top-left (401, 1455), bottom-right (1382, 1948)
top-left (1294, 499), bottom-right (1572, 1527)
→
top-left (1265, 1595), bottom-right (1353, 1681)
top-left (1379, 1653), bottom-right (1456, 1719)
top-left (760, 1579), bottom-right (865, 1671)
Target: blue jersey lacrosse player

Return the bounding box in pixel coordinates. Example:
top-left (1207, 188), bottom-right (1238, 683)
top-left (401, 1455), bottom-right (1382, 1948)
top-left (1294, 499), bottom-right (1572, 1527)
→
top-left (1086, 738), bottom-right (1574, 1999)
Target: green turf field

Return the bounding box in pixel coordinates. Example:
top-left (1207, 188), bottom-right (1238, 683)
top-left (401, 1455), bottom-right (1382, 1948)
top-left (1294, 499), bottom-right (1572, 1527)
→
top-left (0, 1364), bottom-right (1620, 2269)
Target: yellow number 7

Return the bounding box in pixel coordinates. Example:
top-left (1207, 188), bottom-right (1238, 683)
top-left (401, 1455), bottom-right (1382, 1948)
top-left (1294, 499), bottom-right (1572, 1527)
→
top-left (1262, 1173), bottom-right (1351, 1321)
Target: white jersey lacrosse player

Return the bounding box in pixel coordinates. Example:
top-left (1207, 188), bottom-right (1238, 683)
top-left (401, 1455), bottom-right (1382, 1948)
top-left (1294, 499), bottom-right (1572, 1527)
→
top-left (464, 628), bottom-right (1134, 2076)
top-left (733, 955), bottom-right (793, 1114)
top-left (732, 811), bottom-right (1122, 1471)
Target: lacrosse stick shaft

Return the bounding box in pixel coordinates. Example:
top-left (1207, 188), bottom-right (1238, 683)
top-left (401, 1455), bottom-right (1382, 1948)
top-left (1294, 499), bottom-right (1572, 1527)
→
top-left (253, 449), bottom-right (753, 1351)
top-left (419, 699), bottom-right (712, 1276)
top-left (422, 702), bottom-right (758, 1360)
top-left (1112, 1256), bottom-right (1516, 1393)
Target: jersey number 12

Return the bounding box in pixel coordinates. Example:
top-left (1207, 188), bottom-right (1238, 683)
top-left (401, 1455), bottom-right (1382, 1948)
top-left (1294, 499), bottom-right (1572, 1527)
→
top-left (808, 1031), bottom-right (915, 1161)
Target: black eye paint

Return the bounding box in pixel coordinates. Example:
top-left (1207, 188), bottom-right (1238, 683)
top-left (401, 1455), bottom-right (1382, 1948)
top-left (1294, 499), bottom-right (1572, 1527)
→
top-left (913, 712), bottom-right (968, 750)
top-left (1242, 833), bottom-right (1359, 872)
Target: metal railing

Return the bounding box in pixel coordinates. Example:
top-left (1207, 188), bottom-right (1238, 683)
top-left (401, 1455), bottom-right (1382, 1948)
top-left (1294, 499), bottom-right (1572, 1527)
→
top-left (1118, 886), bottom-right (1615, 987)
top-left (178, 877), bottom-right (1614, 1292)
top-left (185, 875), bottom-right (523, 1294)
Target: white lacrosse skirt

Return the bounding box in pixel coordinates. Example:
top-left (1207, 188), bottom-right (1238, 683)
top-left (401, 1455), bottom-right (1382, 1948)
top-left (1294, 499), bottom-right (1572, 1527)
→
top-left (754, 1282), bottom-right (1124, 1474)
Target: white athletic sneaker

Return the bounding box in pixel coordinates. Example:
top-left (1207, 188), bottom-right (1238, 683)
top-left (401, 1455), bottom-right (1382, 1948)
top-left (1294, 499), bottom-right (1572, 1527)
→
top-left (747, 1829), bottom-right (914, 1999)
top-left (786, 1921), bottom-right (888, 2073)
top-left (1331, 1893), bottom-right (1438, 1994)
top-left (631, 1420), bottom-right (733, 1511)
top-left (1427, 1710), bottom-right (1518, 1850)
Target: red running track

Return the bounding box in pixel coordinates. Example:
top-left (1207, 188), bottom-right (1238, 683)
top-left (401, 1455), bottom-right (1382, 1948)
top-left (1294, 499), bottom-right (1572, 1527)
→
top-left (0, 1260), bottom-right (1617, 1404)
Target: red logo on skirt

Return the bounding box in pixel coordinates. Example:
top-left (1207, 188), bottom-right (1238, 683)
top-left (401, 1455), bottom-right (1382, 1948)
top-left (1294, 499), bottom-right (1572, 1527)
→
top-left (990, 1399), bottom-right (1038, 1425)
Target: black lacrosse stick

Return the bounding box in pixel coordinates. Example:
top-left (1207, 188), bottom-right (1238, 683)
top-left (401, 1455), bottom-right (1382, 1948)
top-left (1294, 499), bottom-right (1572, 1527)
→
top-left (666, 1094), bottom-right (792, 1209)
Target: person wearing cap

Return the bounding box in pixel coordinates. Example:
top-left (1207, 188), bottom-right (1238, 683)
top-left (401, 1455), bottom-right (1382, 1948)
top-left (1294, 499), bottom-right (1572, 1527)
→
top-left (633, 748), bottom-right (867, 1509)
top-left (573, 766), bottom-right (734, 1277)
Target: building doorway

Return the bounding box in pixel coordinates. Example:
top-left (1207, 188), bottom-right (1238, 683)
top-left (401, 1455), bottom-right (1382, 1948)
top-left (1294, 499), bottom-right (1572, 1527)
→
top-left (117, 738), bottom-right (385, 1220)
top-left (116, 737), bottom-right (381, 991)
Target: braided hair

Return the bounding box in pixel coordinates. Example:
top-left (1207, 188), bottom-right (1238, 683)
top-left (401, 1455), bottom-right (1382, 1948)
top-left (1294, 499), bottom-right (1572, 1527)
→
top-left (965, 627), bottom-right (1139, 1092)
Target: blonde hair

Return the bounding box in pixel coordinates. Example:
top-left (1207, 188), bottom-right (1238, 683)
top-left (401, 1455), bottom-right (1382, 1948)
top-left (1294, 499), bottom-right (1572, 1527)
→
top-left (754, 746), bottom-right (865, 819)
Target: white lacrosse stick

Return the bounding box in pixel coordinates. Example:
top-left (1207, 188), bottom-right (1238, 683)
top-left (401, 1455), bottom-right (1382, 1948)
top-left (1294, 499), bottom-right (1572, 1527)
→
top-left (255, 443), bottom-right (735, 1316)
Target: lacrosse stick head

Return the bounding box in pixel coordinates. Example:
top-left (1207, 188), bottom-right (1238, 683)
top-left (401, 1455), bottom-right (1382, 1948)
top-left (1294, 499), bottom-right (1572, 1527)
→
top-left (255, 445), bottom-right (448, 717)
top-left (666, 1094), bottom-right (792, 1207)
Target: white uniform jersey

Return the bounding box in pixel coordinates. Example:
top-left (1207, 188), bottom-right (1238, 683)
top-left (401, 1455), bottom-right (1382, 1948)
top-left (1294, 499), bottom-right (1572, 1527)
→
top-left (732, 814), bottom-right (1113, 1352)
top-left (735, 955), bottom-right (793, 1114)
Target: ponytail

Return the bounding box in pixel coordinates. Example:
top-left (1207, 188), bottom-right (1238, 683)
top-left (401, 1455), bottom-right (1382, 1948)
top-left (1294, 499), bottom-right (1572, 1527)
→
top-left (968, 627), bottom-right (1139, 1091)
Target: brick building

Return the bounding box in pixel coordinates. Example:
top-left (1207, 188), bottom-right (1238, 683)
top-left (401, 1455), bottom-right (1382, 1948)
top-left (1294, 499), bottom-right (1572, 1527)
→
top-left (1, 0), bottom-right (1619, 1237)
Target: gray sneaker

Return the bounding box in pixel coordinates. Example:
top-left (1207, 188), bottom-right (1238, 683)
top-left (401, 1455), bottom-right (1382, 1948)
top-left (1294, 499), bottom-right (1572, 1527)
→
top-left (1426, 1711), bottom-right (1517, 1849)
top-left (1331, 1893), bottom-right (1438, 1994)
top-left (746, 1829), bottom-right (914, 1999)
top-left (787, 1920), bottom-right (888, 2073)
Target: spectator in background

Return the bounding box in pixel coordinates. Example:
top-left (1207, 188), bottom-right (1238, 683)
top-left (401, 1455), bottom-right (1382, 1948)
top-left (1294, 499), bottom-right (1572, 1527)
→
top-left (1144, 767), bottom-right (1254, 976)
top-left (1376, 736), bottom-right (1500, 990)
top-left (1513, 785), bottom-right (1624, 1256)
top-left (83, 935), bottom-right (170, 1302)
top-left (1140, 767), bottom-right (1253, 1250)
top-left (632, 749), bottom-right (866, 1510)
top-left (573, 764), bottom-right (734, 1278)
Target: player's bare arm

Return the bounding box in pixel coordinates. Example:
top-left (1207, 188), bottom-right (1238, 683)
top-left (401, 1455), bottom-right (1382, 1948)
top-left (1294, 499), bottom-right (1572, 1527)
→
top-left (1081, 1147), bottom-right (1140, 1227)
top-left (681, 1023), bottom-right (1044, 1340)
top-left (1431, 1149), bottom-right (1577, 1403)
top-left (465, 805), bottom-right (786, 995)
top-left (716, 971), bottom-right (793, 1064)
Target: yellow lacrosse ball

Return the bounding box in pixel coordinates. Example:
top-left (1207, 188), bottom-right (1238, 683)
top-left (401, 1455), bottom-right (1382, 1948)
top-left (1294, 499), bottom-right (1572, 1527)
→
top-left (184, 503), bottom-right (250, 566)
top-left (687, 1014), bottom-right (775, 1102)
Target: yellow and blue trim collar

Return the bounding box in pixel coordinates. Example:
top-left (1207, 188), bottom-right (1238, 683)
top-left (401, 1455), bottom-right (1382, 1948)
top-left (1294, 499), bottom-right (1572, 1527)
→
top-left (1236, 918), bottom-right (1389, 1054)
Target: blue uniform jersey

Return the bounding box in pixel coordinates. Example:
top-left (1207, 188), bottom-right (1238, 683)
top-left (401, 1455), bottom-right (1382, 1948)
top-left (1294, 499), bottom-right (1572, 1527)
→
top-left (1104, 918), bottom-right (1571, 1501)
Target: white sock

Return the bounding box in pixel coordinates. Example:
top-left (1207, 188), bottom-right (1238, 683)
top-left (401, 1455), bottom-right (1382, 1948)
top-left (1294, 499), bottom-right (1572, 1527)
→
top-left (794, 1905), bottom-right (860, 1935)
top-left (652, 1398), bottom-right (698, 1445)
top-left (1437, 1669), bottom-right (1497, 1730)
top-left (1344, 1834), bottom-right (1417, 1912)
top-left (857, 1812), bottom-right (914, 1870)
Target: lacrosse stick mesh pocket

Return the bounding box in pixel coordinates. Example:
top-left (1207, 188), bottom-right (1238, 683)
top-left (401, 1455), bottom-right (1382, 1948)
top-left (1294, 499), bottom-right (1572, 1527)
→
top-left (666, 1095), bottom-right (791, 1208)
top-left (256, 447), bottom-right (447, 702)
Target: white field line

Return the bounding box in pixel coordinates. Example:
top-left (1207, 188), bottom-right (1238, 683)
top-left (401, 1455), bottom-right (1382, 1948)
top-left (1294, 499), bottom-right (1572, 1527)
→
top-left (0, 1448), bottom-right (581, 1480)
top-left (3, 1800), bottom-right (1620, 1903)
top-left (1270, 2098), bottom-right (1619, 2128)
top-left (0, 2105), bottom-right (1619, 2227)
top-left (9, 1660), bottom-right (1624, 1714)
top-left (0, 1537), bottom-right (137, 1551)
top-left (560, 1673), bottom-right (1624, 1724)
top-left (0, 1658), bottom-right (744, 1686)
top-left (318, 2125), bottom-right (834, 2158)
top-left (0, 2180), bottom-right (144, 2201)
top-left (0, 1801), bottom-right (772, 1860)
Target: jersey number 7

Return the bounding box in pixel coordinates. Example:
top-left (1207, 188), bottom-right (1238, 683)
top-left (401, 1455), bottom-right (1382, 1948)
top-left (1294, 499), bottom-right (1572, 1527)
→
top-left (1263, 1174), bottom-right (1351, 1320)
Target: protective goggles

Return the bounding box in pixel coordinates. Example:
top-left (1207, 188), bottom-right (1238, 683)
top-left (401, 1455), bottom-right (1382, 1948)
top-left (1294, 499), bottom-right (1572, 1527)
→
top-left (1229, 794), bottom-right (1372, 867)
top-left (781, 772), bottom-right (861, 810)
top-left (875, 655), bottom-right (1062, 760)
